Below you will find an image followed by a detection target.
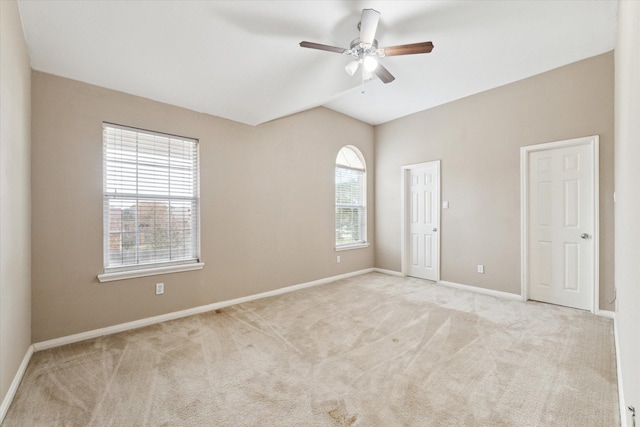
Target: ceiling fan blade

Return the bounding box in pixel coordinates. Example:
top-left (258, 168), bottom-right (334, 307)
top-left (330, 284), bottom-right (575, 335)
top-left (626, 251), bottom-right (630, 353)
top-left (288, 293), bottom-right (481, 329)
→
top-left (374, 63), bottom-right (395, 84)
top-left (359, 9), bottom-right (380, 45)
top-left (299, 41), bottom-right (347, 54)
top-left (381, 42), bottom-right (434, 56)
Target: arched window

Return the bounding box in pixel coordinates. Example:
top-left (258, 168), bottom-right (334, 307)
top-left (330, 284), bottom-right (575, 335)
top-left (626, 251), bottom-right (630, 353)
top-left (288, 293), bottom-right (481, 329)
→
top-left (335, 146), bottom-right (367, 248)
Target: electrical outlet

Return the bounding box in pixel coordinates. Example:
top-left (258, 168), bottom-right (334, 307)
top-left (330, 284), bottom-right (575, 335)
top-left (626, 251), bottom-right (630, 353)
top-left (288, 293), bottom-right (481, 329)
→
top-left (155, 283), bottom-right (164, 295)
top-left (337, 255), bottom-right (341, 263)
top-left (443, 201), bottom-right (449, 209)
top-left (477, 265), bottom-right (484, 274)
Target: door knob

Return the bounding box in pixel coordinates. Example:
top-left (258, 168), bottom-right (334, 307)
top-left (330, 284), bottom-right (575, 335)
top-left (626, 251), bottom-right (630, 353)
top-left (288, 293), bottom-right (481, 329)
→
top-left (433, 228), bottom-right (438, 232)
top-left (580, 233), bottom-right (590, 239)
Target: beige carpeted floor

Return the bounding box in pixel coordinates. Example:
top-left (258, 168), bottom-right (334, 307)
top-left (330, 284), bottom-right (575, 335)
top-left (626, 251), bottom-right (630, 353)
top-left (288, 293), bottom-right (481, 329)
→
top-left (3, 273), bottom-right (619, 426)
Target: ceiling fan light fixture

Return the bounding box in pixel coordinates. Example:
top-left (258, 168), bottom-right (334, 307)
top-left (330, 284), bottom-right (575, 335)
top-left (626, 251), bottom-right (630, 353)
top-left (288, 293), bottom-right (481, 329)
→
top-left (363, 55), bottom-right (378, 72)
top-left (345, 60), bottom-right (359, 76)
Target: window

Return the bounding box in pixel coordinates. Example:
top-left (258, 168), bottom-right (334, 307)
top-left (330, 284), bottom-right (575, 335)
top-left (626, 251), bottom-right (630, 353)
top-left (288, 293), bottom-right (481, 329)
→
top-left (335, 146), bottom-right (367, 249)
top-left (99, 123), bottom-right (202, 282)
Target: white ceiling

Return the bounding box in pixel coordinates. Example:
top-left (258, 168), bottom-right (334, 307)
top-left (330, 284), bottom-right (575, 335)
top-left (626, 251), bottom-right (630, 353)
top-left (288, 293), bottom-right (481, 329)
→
top-left (17, 1), bottom-right (617, 126)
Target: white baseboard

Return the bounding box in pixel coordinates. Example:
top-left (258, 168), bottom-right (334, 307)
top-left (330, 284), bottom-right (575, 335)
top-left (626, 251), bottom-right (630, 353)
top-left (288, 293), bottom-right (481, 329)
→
top-left (373, 268), bottom-right (402, 276)
top-left (614, 319), bottom-right (628, 427)
top-left (0, 345), bottom-right (33, 424)
top-left (438, 280), bottom-right (522, 301)
top-left (596, 309), bottom-right (616, 319)
top-left (33, 268), bottom-right (375, 352)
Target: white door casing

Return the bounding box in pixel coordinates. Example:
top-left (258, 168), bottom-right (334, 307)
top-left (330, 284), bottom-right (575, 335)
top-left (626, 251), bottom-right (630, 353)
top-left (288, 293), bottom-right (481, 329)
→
top-left (521, 136), bottom-right (599, 312)
top-left (401, 161), bottom-right (441, 281)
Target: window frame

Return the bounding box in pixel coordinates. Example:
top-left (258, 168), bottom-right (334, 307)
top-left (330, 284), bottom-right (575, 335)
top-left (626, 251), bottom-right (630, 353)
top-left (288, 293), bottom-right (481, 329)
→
top-left (98, 123), bottom-right (204, 283)
top-left (335, 145), bottom-right (369, 251)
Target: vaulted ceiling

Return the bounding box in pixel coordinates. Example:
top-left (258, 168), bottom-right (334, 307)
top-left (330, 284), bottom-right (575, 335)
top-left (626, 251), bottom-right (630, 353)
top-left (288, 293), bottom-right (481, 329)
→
top-left (17, 1), bottom-right (617, 126)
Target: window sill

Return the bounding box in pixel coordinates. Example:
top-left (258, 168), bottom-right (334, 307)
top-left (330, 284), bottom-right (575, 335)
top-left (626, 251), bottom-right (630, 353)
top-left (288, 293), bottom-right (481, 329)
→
top-left (335, 243), bottom-right (370, 252)
top-left (97, 262), bottom-right (205, 283)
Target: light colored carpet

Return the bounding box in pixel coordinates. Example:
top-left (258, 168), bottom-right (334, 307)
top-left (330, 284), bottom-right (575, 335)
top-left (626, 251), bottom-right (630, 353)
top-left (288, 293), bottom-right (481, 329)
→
top-left (3, 273), bottom-right (619, 426)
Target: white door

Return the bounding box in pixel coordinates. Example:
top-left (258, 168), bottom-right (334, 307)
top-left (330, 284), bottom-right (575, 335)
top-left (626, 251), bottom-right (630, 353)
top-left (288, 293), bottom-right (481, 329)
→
top-left (403, 161), bottom-right (440, 281)
top-left (526, 138), bottom-right (596, 310)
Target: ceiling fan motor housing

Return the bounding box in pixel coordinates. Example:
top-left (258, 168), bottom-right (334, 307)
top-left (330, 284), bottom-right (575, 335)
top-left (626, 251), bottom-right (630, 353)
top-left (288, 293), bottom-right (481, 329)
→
top-left (347, 38), bottom-right (382, 60)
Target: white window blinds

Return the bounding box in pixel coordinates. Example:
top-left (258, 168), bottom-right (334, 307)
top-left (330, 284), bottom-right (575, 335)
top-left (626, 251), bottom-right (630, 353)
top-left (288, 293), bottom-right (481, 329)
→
top-left (335, 146), bottom-right (366, 247)
top-left (103, 123), bottom-right (199, 271)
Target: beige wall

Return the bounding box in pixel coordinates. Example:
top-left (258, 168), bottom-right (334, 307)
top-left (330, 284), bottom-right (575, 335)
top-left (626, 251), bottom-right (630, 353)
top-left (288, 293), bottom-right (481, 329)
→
top-left (31, 72), bottom-right (374, 342)
top-left (614, 1), bottom-right (640, 423)
top-left (0, 0), bottom-right (32, 408)
top-left (375, 52), bottom-right (614, 310)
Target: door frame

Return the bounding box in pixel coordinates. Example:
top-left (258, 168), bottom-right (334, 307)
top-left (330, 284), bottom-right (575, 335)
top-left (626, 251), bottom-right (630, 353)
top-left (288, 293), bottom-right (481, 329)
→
top-left (520, 135), bottom-right (599, 313)
top-left (401, 160), bottom-right (441, 281)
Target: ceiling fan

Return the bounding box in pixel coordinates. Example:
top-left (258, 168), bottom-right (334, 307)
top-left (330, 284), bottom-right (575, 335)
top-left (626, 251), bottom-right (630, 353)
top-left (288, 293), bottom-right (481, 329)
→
top-left (300, 8), bottom-right (434, 85)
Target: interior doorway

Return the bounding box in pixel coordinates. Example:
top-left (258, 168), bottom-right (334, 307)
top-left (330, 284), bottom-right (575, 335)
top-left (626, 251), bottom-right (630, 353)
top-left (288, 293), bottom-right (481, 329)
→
top-left (401, 160), bottom-right (441, 281)
top-left (521, 136), bottom-right (599, 312)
